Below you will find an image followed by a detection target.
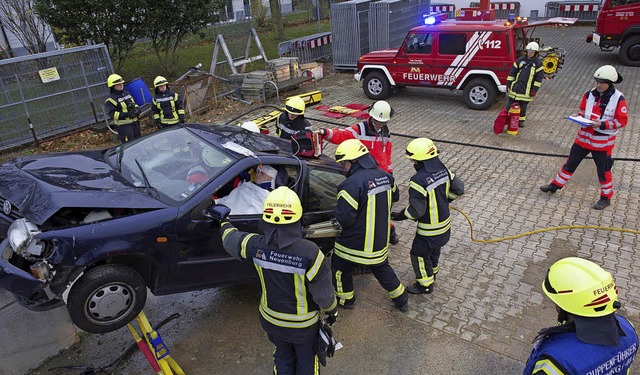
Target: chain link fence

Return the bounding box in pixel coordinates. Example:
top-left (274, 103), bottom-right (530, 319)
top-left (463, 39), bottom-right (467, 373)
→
top-left (0, 44), bottom-right (113, 151)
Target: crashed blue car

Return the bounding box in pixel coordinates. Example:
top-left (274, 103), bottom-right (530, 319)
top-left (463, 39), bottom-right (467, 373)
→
top-left (0, 124), bottom-right (344, 333)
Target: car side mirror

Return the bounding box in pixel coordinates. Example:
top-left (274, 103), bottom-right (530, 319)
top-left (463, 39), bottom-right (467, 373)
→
top-left (204, 204), bottom-right (231, 221)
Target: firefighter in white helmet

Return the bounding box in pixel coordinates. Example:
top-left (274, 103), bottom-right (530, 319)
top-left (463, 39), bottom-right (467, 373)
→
top-left (524, 257), bottom-right (638, 374)
top-left (217, 187), bottom-right (338, 373)
top-left (152, 76), bottom-right (185, 129)
top-left (317, 100), bottom-right (401, 245)
top-left (505, 41), bottom-right (544, 128)
top-left (104, 74), bottom-right (141, 143)
top-left (540, 65), bottom-right (628, 210)
top-left (391, 138), bottom-right (464, 294)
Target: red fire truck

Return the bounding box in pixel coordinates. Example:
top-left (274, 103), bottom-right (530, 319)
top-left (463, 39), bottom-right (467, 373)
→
top-left (354, 3), bottom-right (576, 110)
top-left (586, 0), bottom-right (640, 66)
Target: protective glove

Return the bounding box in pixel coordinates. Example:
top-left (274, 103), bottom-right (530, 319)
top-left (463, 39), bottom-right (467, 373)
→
top-left (324, 311), bottom-right (338, 326)
top-left (391, 211), bottom-right (406, 221)
top-left (530, 91), bottom-right (537, 97)
top-left (179, 116), bottom-right (185, 124)
top-left (154, 119), bottom-right (162, 129)
top-left (316, 129), bottom-right (327, 137)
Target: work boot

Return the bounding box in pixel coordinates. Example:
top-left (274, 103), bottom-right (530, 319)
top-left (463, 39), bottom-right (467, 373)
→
top-left (540, 183), bottom-right (559, 194)
top-left (518, 120), bottom-right (525, 128)
top-left (339, 296), bottom-right (356, 309)
top-left (396, 302), bottom-right (409, 313)
top-left (593, 197), bottom-right (611, 210)
top-left (406, 282), bottom-right (433, 295)
top-left (389, 226), bottom-right (399, 245)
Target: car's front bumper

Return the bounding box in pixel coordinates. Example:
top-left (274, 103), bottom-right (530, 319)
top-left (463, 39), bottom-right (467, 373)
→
top-left (0, 238), bottom-right (63, 311)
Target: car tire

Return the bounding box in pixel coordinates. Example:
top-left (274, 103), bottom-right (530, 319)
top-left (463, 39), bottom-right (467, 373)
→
top-left (618, 36), bottom-right (640, 67)
top-left (463, 78), bottom-right (497, 110)
top-left (67, 264), bottom-right (147, 333)
top-left (363, 71), bottom-right (392, 100)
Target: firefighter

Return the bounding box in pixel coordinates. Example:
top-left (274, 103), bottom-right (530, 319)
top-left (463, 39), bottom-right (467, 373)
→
top-left (332, 139), bottom-right (408, 312)
top-left (104, 74), bottom-right (141, 143)
top-left (505, 41), bottom-right (544, 128)
top-left (152, 76), bottom-right (185, 129)
top-left (276, 96), bottom-right (312, 140)
top-left (317, 100), bottom-right (400, 244)
top-left (524, 257), bottom-right (638, 374)
top-left (540, 65), bottom-right (628, 210)
top-left (219, 186), bottom-right (338, 374)
top-left (391, 138), bottom-right (464, 294)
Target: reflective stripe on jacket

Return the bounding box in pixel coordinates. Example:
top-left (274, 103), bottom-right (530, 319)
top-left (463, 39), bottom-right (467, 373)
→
top-left (507, 55), bottom-right (544, 102)
top-left (152, 90), bottom-right (184, 125)
top-left (574, 87), bottom-right (628, 152)
top-left (105, 91), bottom-right (138, 126)
top-left (276, 112), bottom-right (312, 140)
top-left (333, 161), bottom-right (399, 265)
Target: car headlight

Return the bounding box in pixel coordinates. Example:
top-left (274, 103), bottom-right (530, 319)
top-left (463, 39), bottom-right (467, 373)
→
top-left (8, 218), bottom-right (43, 256)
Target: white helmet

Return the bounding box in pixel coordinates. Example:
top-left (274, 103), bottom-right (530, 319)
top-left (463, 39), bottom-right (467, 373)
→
top-left (240, 121), bottom-right (260, 133)
top-left (369, 100), bottom-right (393, 122)
top-left (593, 65), bottom-right (623, 84)
top-left (526, 42), bottom-right (539, 52)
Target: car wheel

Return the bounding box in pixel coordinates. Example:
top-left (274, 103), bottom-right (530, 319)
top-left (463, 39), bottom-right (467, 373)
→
top-left (67, 264), bottom-right (147, 333)
top-left (619, 36), bottom-right (640, 67)
top-left (363, 71), bottom-right (392, 100)
top-left (463, 78), bottom-right (497, 110)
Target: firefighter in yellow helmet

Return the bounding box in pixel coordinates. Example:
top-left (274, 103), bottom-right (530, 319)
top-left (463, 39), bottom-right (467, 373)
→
top-left (332, 139), bottom-right (408, 311)
top-left (152, 76), bottom-right (185, 129)
top-left (391, 138), bottom-right (464, 294)
top-left (104, 74), bottom-right (141, 143)
top-left (218, 186), bottom-right (338, 373)
top-left (505, 41), bottom-right (544, 128)
top-left (524, 257), bottom-right (638, 374)
top-left (276, 96), bottom-right (312, 140)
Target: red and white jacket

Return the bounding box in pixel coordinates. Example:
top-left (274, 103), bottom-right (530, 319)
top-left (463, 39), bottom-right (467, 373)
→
top-left (323, 119), bottom-right (393, 173)
top-left (575, 87), bottom-right (628, 152)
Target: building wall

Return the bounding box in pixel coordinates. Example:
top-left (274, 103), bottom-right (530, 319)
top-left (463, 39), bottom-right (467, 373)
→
top-left (0, 18), bottom-right (57, 57)
top-left (441, 0), bottom-right (552, 19)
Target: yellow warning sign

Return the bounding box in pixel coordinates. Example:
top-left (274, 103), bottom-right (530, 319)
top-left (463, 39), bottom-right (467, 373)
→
top-left (38, 67), bottom-right (60, 83)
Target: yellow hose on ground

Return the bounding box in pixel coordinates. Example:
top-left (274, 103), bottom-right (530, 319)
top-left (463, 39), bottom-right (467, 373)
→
top-left (450, 206), bottom-right (640, 244)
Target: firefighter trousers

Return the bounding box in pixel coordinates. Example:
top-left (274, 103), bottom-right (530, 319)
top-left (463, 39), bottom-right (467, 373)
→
top-left (505, 98), bottom-right (530, 125)
top-left (332, 255), bottom-right (408, 308)
top-left (267, 333), bottom-right (319, 375)
top-left (117, 121), bottom-right (141, 143)
top-left (552, 143), bottom-right (614, 199)
top-left (410, 235), bottom-right (442, 288)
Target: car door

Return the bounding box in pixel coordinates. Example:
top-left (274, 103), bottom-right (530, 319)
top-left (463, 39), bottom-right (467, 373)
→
top-left (163, 156), bottom-right (303, 294)
top-left (391, 31), bottom-right (435, 86)
top-left (432, 31), bottom-right (473, 88)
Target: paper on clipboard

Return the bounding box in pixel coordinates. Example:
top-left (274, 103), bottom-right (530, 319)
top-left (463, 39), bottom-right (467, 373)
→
top-left (566, 115), bottom-right (595, 127)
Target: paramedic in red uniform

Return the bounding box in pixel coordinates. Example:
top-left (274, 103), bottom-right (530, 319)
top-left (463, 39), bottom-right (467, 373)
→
top-left (540, 65), bottom-right (628, 210)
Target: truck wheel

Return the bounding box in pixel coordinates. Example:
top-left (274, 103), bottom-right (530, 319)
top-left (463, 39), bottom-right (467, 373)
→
top-left (67, 264), bottom-right (147, 333)
top-left (619, 36), bottom-right (640, 67)
top-left (363, 71), bottom-right (392, 99)
top-left (463, 78), bottom-right (497, 110)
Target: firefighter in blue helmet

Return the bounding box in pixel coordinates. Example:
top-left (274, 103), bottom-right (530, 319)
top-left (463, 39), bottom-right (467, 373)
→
top-left (524, 257), bottom-right (638, 374)
top-left (104, 74), bottom-right (141, 143)
top-left (332, 139), bottom-right (409, 312)
top-left (152, 76), bottom-right (185, 129)
top-left (219, 187), bottom-right (338, 374)
top-left (391, 138), bottom-right (464, 294)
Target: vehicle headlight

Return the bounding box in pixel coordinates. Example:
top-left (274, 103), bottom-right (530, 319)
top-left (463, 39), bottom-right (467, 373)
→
top-left (8, 218), bottom-right (43, 256)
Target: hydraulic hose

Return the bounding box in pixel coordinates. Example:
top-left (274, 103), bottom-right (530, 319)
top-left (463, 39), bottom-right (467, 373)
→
top-left (451, 206), bottom-right (640, 244)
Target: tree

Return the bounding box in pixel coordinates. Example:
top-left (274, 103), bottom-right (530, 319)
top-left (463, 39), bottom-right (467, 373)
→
top-left (35, 0), bottom-right (146, 69)
top-left (142, 0), bottom-right (225, 76)
top-left (0, 0), bottom-right (53, 54)
top-left (268, 0), bottom-right (284, 40)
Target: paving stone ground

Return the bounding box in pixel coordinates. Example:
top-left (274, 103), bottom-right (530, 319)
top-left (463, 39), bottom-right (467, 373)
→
top-left (29, 25), bottom-right (640, 375)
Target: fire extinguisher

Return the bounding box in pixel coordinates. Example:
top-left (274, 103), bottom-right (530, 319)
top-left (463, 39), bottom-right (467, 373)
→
top-left (507, 102), bottom-right (521, 135)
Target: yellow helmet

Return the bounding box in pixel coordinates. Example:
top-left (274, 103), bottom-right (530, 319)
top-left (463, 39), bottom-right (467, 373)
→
top-left (263, 186), bottom-right (303, 224)
top-left (543, 257), bottom-right (620, 318)
top-left (335, 139), bottom-right (369, 162)
top-left (285, 96), bottom-right (305, 115)
top-left (406, 138), bottom-right (438, 161)
top-left (107, 74), bottom-right (125, 88)
top-left (154, 76), bottom-right (169, 88)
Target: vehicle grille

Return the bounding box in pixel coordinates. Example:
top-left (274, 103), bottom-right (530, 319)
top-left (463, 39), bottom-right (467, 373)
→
top-left (0, 196), bottom-right (23, 220)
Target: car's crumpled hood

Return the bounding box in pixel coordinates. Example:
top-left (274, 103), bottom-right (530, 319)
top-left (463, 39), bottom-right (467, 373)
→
top-left (0, 151), bottom-right (167, 225)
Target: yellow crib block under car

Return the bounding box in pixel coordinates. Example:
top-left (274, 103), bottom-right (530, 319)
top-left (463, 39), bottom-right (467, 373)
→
top-left (127, 310), bottom-right (185, 375)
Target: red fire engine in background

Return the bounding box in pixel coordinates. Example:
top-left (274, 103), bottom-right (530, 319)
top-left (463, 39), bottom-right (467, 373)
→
top-left (354, 0), bottom-right (577, 110)
top-left (586, 0), bottom-right (640, 66)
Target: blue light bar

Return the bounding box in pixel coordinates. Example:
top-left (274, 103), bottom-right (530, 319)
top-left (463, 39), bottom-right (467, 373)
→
top-left (424, 16), bottom-right (437, 25)
top-left (422, 12), bottom-right (447, 25)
